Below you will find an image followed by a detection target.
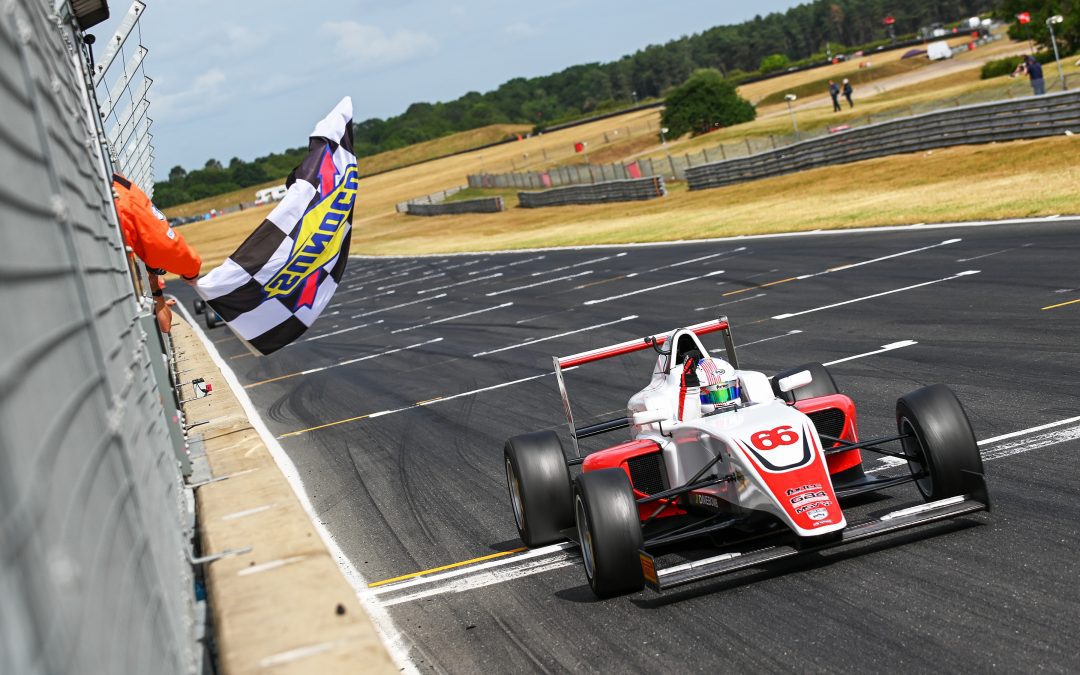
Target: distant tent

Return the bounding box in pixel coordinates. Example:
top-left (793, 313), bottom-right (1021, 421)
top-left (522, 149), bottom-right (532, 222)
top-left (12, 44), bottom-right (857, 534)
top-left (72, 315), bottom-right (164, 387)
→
top-left (902, 49), bottom-right (927, 59)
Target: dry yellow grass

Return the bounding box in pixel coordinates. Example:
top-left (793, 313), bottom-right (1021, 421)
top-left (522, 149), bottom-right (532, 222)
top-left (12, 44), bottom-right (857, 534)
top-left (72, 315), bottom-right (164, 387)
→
top-left (163, 123), bottom-right (530, 218)
top-left (172, 35), bottom-right (1076, 264)
top-left (177, 135), bottom-right (1079, 263)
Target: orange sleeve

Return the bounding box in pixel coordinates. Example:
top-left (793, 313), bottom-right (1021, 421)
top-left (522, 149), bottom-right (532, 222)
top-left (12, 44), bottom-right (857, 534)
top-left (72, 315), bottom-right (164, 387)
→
top-left (120, 190), bottom-right (202, 278)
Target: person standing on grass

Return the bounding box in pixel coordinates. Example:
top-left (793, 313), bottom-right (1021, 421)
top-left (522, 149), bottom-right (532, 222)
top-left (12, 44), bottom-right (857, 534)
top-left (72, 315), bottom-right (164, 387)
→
top-left (842, 78), bottom-right (854, 108)
top-left (1012, 55), bottom-right (1045, 96)
top-left (828, 80), bottom-right (841, 112)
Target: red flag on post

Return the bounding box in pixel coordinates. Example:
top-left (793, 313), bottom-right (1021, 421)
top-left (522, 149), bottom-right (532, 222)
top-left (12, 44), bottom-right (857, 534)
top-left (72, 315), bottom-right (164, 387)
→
top-left (1017, 11), bottom-right (1031, 24)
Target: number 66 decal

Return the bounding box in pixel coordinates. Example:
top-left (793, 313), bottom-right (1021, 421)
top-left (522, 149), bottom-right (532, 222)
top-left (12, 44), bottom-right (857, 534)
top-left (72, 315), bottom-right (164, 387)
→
top-left (750, 425), bottom-right (799, 451)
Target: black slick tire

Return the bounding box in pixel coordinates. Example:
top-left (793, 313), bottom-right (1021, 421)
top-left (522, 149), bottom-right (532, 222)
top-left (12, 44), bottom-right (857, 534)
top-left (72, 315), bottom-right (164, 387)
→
top-left (205, 310), bottom-right (219, 329)
top-left (193, 298), bottom-right (206, 315)
top-left (504, 431), bottom-right (573, 547)
top-left (773, 362), bottom-right (839, 403)
top-left (574, 468), bottom-right (645, 598)
top-left (896, 384), bottom-right (984, 501)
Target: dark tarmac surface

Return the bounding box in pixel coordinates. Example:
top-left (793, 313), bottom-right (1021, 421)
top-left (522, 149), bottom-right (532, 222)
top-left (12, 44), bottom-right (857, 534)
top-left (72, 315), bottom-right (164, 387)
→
top-left (176, 218), bottom-right (1080, 673)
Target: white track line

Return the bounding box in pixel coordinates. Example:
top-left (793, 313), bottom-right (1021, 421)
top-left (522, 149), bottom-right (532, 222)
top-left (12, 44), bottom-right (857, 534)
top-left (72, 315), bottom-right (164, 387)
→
top-left (472, 315), bottom-right (638, 358)
top-left (625, 248), bottom-right (744, 278)
top-left (303, 320), bottom-right (383, 342)
top-left (349, 216), bottom-right (1076, 259)
top-left (978, 414), bottom-right (1080, 446)
top-left (369, 543), bottom-right (576, 597)
top-left (822, 340), bottom-right (917, 366)
top-left (695, 292), bottom-right (766, 311)
top-left (740, 329), bottom-right (802, 347)
top-left (869, 414), bottom-right (1080, 473)
top-left (379, 554), bottom-right (579, 607)
top-left (417, 273), bottom-right (503, 295)
top-left (299, 338), bottom-right (444, 376)
top-left (530, 252), bottom-right (627, 276)
top-left (378, 273), bottom-right (445, 290)
top-left (352, 293), bottom-right (447, 318)
top-left (391, 303), bottom-right (514, 334)
top-left (584, 270), bottom-right (725, 305)
top-left (772, 271), bottom-right (980, 320)
top-left (329, 289), bottom-right (395, 309)
top-left (170, 303), bottom-right (414, 670)
top-left (796, 238), bottom-right (961, 279)
top-left (485, 271), bottom-right (593, 297)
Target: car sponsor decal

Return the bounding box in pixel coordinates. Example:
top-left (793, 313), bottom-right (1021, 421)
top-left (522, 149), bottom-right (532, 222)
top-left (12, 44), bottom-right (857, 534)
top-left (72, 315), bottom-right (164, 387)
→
top-left (736, 431), bottom-right (812, 472)
top-left (790, 490), bottom-right (827, 505)
top-left (691, 493), bottom-right (720, 508)
top-left (786, 483), bottom-right (822, 496)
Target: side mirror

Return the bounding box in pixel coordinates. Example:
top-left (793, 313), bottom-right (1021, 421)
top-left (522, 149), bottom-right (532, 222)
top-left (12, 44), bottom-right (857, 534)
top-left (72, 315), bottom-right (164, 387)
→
top-left (777, 370), bottom-right (813, 393)
top-left (632, 409), bottom-right (669, 426)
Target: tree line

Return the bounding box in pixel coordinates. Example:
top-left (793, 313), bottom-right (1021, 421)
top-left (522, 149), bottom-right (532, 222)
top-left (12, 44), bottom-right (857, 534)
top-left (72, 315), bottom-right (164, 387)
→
top-left (155, 0), bottom-right (1002, 208)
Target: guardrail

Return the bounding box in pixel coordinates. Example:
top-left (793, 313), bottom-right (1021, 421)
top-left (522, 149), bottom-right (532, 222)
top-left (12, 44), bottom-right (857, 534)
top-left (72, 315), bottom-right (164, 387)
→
top-left (518, 176), bottom-right (666, 208)
top-left (405, 197), bottom-right (505, 216)
top-left (686, 89), bottom-right (1080, 191)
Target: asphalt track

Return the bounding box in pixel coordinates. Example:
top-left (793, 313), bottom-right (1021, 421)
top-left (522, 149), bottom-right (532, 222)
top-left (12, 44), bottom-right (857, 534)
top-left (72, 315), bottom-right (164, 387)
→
top-left (178, 217), bottom-right (1080, 673)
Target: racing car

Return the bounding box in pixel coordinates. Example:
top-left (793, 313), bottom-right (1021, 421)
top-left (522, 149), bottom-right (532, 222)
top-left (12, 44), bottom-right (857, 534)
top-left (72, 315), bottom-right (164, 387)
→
top-left (503, 317), bottom-right (989, 597)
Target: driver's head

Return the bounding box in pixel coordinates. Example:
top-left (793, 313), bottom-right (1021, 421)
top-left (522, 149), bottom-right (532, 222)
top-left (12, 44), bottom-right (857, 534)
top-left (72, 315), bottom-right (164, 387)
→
top-left (697, 357), bottom-right (741, 408)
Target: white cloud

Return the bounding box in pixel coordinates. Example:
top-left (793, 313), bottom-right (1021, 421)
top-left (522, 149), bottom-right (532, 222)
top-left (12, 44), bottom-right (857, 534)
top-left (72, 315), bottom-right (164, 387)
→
top-left (323, 21), bottom-right (438, 67)
top-left (503, 21), bottom-right (541, 38)
top-left (153, 67), bottom-right (228, 122)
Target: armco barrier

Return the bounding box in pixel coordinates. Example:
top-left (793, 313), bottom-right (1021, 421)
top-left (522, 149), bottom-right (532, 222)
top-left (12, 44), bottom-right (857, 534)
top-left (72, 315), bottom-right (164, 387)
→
top-left (518, 176), bottom-right (666, 208)
top-left (1, 1), bottom-right (197, 673)
top-left (405, 196), bottom-right (504, 216)
top-left (687, 90), bottom-right (1080, 191)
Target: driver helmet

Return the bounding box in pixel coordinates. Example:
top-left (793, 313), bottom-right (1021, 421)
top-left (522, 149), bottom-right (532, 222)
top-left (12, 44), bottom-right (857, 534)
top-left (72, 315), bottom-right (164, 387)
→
top-left (697, 357), bottom-right (741, 408)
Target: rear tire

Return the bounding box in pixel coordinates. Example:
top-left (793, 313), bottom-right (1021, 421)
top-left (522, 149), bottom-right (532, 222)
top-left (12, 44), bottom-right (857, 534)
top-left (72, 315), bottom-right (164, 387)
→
top-left (193, 298), bottom-right (206, 315)
top-left (205, 310), bottom-right (220, 329)
top-left (504, 431), bottom-right (573, 547)
top-left (773, 362), bottom-right (839, 403)
top-left (574, 469), bottom-right (644, 598)
top-left (896, 384), bottom-right (984, 501)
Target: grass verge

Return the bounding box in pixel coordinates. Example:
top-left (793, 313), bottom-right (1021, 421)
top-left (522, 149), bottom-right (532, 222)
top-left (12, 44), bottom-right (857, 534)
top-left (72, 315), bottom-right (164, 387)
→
top-left (176, 135), bottom-right (1078, 263)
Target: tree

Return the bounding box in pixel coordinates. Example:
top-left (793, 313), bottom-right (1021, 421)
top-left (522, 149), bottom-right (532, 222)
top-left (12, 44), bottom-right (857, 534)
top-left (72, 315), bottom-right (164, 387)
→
top-left (999, 0), bottom-right (1080, 55)
top-left (168, 165), bottom-right (186, 182)
top-left (759, 53), bottom-right (791, 74)
top-left (204, 158), bottom-right (223, 170)
top-left (661, 69), bottom-right (756, 138)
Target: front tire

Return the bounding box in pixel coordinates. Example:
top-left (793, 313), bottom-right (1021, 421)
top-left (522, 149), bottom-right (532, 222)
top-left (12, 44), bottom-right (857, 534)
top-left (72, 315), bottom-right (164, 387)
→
top-left (193, 298), bottom-right (206, 315)
top-left (896, 384), bottom-right (984, 501)
top-left (504, 431), bottom-right (573, 547)
top-left (773, 362), bottom-right (839, 403)
top-left (205, 310), bottom-right (220, 329)
top-left (574, 469), bottom-right (644, 598)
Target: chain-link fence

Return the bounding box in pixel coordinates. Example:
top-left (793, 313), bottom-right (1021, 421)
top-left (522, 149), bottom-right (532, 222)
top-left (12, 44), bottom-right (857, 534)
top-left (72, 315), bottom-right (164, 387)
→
top-left (1, 1), bottom-right (197, 673)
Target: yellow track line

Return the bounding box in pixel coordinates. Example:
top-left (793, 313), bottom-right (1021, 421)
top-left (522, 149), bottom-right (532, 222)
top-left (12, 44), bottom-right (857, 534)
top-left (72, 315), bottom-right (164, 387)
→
top-left (722, 276), bottom-right (798, 297)
top-left (245, 371), bottom-right (303, 388)
top-left (367, 547), bottom-right (528, 588)
top-left (277, 413), bottom-right (372, 439)
top-left (1043, 298), bottom-right (1080, 310)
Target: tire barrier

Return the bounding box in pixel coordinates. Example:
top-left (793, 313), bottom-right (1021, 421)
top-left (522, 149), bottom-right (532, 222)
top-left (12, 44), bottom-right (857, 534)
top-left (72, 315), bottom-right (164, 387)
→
top-left (404, 197), bottom-right (506, 216)
top-left (686, 89), bottom-right (1080, 191)
top-left (518, 176), bottom-right (666, 208)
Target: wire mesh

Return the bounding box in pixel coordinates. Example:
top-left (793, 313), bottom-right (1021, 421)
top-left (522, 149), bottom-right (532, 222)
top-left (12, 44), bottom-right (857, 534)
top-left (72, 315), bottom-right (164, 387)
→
top-left (0, 1), bottom-right (195, 673)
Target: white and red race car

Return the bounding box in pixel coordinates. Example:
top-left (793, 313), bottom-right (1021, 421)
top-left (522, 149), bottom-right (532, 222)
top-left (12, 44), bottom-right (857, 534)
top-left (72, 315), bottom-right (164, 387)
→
top-left (504, 317), bottom-right (989, 597)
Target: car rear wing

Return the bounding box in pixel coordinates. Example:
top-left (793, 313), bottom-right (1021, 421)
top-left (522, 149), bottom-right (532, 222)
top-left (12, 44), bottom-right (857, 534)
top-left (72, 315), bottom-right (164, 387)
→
top-left (553, 316), bottom-right (738, 458)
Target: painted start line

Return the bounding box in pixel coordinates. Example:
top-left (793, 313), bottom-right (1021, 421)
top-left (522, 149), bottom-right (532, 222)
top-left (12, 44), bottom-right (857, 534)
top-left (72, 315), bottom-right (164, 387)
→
top-left (364, 414), bottom-right (1080, 607)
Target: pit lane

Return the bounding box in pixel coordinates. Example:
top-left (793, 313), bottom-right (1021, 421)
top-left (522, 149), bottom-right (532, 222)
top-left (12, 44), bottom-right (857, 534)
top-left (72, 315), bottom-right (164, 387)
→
top-left (177, 216), bottom-right (1080, 672)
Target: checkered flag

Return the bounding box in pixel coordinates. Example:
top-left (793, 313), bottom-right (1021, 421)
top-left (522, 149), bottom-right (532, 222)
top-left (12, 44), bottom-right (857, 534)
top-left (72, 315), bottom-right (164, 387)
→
top-left (195, 97), bottom-right (357, 355)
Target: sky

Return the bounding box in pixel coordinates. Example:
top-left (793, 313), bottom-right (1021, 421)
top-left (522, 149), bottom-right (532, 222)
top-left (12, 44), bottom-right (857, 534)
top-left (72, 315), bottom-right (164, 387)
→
top-left (90, 0), bottom-right (806, 181)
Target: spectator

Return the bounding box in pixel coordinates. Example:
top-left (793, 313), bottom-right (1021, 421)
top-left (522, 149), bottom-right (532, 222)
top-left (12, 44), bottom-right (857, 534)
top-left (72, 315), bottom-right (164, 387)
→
top-left (828, 80), bottom-right (841, 112)
top-left (842, 78), bottom-right (854, 108)
top-left (112, 173), bottom-right (202, 333)
top-left (1012, 55), bottom-right (1045, 96)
